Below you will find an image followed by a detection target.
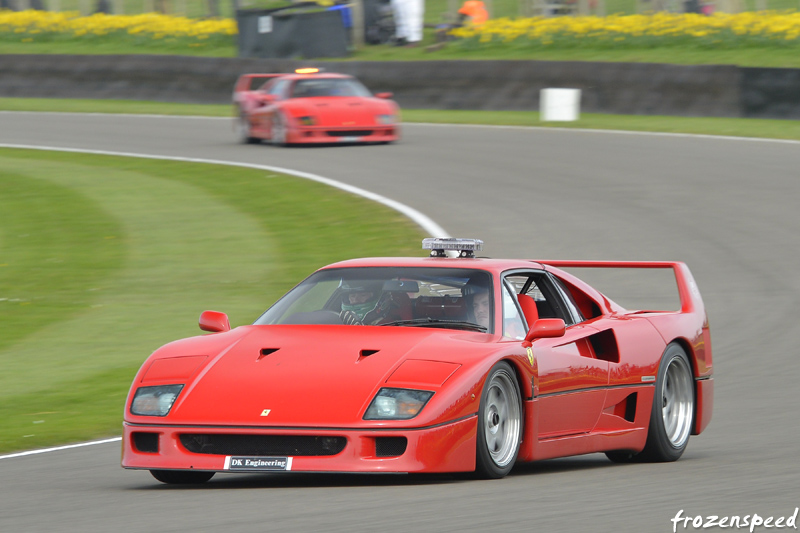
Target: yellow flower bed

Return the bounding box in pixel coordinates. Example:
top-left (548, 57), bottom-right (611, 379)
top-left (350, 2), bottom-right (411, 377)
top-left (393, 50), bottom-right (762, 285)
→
top-left (451, 11), bottom-right (800, 47)
top-left (0, 10), bottom-right (237, 42)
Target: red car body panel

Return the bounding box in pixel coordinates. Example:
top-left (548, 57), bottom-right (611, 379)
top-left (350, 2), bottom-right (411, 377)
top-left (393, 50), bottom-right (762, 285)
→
top-left (122, 255), bottom-right (713, 475)
top-left (233, 72), bottom-right (400, 145)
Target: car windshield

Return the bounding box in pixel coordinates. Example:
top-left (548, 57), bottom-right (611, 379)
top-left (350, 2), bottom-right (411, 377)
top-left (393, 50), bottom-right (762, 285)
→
top-left (255, 267), bottom-right (494, 332)
top-left (290, 78), bottom-right (372, 98)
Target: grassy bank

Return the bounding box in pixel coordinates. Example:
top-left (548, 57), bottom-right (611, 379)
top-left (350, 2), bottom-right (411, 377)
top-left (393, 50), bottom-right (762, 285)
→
top-left (0, 147), bottom-right (424, 453)
top-left (3, 35), bottom-right (800, 68)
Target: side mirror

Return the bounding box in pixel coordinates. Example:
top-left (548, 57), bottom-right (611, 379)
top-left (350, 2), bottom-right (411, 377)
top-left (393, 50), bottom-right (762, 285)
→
top-left (524, 318), bottom-right (565, 344)
top-left (375, 92), bottom-right (393, 99)
top-left (199, 310), bottom-right (231, 333)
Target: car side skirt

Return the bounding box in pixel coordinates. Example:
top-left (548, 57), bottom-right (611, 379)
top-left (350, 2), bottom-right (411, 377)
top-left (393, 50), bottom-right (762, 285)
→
top-left (518, 385), bottom-right (655, 462)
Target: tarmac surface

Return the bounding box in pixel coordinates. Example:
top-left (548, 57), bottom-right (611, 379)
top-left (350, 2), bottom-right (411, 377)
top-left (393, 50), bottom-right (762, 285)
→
top-left (1, 113), bottom-right (799, 533)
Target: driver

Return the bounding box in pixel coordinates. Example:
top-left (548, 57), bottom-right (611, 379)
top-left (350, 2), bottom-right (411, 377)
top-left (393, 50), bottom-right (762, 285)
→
top-left (339, 279), bottom-right (408, 325)
top-left (339, 280), bottom-right (384, 325)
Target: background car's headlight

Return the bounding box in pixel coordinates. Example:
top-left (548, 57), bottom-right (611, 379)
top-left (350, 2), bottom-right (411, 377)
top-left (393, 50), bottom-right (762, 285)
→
top-left (131, 385), bottom-right (184, 416)
top-left (297, 116), bottom-right (317, 126)
top-left (375, 114), bottom-right (395, 125)
top-left (364, 388), bottom-right (434, 420)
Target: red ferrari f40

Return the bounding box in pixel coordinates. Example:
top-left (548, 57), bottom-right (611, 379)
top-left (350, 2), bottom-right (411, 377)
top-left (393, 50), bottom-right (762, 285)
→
top-left (122, 238), bottom-right (713, 484)
top-left (232, 68), bottom-right (400, 146)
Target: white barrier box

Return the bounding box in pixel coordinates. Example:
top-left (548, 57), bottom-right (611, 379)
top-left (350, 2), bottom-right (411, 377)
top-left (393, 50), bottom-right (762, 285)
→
top-left (540, 88), bottom-right (581, 122)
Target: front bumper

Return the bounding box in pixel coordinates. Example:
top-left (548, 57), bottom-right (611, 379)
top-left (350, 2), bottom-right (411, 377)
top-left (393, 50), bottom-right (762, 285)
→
top-left (285, 125), bottom-right (399, 144)
top-left (122, 416), bottom-right (477, 474)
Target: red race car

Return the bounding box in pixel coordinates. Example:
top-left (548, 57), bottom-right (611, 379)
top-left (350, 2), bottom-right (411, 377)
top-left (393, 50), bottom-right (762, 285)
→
top-left (232, 68), bottom-right (400, 146)
top-left (122, 238), bottom-right (713, 484)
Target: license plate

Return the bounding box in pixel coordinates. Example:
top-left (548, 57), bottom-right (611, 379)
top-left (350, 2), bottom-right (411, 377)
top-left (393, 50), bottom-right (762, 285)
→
top-left (339, 136), bottom-right (360, 142)
top-left (224, 456), bottom-right (293, 471)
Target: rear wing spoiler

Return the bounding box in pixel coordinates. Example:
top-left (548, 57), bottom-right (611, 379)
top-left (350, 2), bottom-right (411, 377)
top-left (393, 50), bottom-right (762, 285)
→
top-left (537, 260), bottom-right (705, 316)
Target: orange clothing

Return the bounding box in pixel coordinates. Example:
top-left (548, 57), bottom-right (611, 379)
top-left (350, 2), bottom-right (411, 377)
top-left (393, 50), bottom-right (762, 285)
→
top-left (458, 0), bottom-right (488, 25)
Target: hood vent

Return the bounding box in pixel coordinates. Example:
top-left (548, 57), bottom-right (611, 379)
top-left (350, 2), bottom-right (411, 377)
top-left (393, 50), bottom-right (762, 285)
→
top-left (258, 348), bottom-right (279, 361)
top-left (358, 349), bottom-right (379, 362)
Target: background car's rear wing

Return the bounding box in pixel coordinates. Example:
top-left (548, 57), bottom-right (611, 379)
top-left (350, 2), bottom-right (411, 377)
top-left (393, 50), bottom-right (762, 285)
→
top-left (537, 260), bottom-right (705, 316)
top-left (233, 73), bottom-right (284, 94)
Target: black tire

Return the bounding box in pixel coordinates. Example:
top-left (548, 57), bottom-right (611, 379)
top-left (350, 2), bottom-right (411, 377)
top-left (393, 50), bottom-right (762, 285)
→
top-left (607, 343), bottom-right (695, 463)
top-left (237, 112), bottom-right (259, 145)
top-left (641, 343), bottom-right (695, 461)
top-left (150, 469), bottom-right (215, 485)
top-left (475, 361), bottom-right (523, 479)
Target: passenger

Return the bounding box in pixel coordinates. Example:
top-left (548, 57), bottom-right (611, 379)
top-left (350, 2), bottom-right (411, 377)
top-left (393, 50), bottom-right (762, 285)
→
top-left (470, 289), bottom-right (491, 329)
top-left (462, 279), bottom-right (491, 330)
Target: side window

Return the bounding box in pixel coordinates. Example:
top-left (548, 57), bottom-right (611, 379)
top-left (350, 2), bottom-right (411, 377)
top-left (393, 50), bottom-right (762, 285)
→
top-left (266, 79), bottom-right (289, 99)
top-left (551, 277), bottom-right (585, 324)
top-left (501, 282), bottom-right (526, 340)
top-left (504, 272), bottom-right (581, 327)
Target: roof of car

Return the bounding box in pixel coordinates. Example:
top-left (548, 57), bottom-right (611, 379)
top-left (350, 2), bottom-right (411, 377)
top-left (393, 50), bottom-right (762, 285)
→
top-left (279, 72), bottom-right (353, 81)
top-left (320, 256), bottom-right (546, 274)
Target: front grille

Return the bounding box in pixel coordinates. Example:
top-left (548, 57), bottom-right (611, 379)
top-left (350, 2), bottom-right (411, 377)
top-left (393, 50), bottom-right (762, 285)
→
top-left (132, 432), bottom-right (159, 453)
top-left (375, 436), bottom-right (407, 457)
top-left (179, 434), bottom-right (346, 456)
top-left (327, 130), bottom-right (373, 137)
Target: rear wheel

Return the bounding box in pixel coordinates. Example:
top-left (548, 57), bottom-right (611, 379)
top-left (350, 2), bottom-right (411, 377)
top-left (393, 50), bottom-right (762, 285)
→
top-left (475, 362), bottom-right (522, 479)
top-left (606, 343), bottom-right (695, 463)
top-left (150, 469), bottom-right (215, 484)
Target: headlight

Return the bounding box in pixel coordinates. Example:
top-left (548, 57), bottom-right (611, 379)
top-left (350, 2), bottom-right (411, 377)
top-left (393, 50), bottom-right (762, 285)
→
top-left (297, 116), bottom-right (317, 126)
top-left (130, 385), bottom-right (184, 417)
top-left (364, 388), bottom-right (434, 420)
top-left (375, 114), bottom-right (395, 125)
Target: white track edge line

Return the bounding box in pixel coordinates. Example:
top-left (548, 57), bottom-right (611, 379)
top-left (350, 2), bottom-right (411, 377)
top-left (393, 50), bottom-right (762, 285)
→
top-left (2, 110), bottom-right (797, 145)
top-left (0, 437), bottom-right (122, 460)
top-left (0, 143), bottom-right (449, 239)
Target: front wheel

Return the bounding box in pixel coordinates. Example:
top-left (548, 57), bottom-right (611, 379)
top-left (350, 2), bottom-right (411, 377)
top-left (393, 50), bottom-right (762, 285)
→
top-left (150, 469), bottom-right (215, 484)
top-left (237, 112), bottom-right (258, 144)
top-left (475, 361), bottom-right (522, 479)
top-left (271, 113), bottom-right (288, 147)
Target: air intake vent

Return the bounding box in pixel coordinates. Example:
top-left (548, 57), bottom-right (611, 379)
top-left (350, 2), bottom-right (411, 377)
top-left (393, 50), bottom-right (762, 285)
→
top-left (358, 349), bottom-right (379, 362)
top-left (624, 392), bottom-right (637, 422)
top-left (327, 130), bottom-right (373, 137)
top-left (132, 432), bottom-right (159, 453)
top-left (375, 437), bottom-right (407, 457)
top-left (258, 348), bottom-right (279, 360)
top-left (179, 434), bottom-right (346, 456)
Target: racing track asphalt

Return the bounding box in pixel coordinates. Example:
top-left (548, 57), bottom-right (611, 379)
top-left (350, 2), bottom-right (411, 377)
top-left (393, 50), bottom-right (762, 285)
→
top-left (1, 113), bottom-right (799, 533)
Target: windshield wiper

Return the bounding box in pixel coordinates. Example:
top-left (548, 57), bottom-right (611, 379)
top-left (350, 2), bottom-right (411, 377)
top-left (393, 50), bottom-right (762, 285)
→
top-left (380, 317), bottom-right (487, 332)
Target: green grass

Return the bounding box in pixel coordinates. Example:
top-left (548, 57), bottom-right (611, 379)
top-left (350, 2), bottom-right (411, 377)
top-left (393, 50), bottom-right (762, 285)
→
top-left (0, 147), bottom-right (425, 453)
top-left (5, 37), bottom-right (800, 67)
top-left (2, 97), bottom-right (799, 140)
